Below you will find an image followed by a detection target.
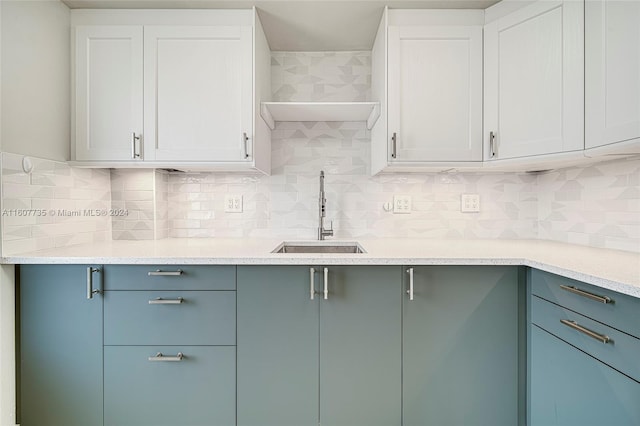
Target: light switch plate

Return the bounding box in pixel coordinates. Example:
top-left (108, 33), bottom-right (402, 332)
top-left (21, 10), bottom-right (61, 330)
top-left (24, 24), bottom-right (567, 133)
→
top-left (461, 194), bottom-right (480, 213)
top-left (393, 195), bottom-right (412, 214)
top-left (224, 195), bottom-right (243, 213)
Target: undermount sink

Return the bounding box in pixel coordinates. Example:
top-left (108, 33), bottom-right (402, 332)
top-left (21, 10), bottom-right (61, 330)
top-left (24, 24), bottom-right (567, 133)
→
top-left (272, 241), bottom-right (365, 254)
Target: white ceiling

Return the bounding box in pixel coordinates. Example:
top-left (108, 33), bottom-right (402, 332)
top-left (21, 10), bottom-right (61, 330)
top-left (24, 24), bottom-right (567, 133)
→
top-left (61, 0), bottom-right (499, 51)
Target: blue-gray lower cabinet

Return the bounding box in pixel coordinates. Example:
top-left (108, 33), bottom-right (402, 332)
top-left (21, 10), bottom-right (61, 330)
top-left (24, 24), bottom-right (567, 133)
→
top-left (237, 265), bottom-right (402, 426)
top-left (18, 264), bottom-right (104, 426)
top-left (402, 266), bottom-right (523, 426)
top-left (102, 264), bottom-right (237, 426)
top-left (104, 346), bottom-right (236, 426)
top-left (528, 269), bottom-right (640, 425)
top-left (530, 326), bottom-right (640, 425)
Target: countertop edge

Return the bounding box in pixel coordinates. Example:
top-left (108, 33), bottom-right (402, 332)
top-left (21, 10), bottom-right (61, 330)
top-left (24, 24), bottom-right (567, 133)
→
top-left (4, 254), bottom-right (639, 298)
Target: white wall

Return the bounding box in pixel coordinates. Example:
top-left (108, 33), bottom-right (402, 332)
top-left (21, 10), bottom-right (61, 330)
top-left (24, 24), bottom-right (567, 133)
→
top-left (1, 0), bottom-right (70, 162)
top-left (1, 2), bottom-right (70, 423)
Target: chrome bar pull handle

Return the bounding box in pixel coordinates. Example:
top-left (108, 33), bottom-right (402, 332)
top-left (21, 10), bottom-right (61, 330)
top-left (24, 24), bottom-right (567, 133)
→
top-left (323, 267), bottom-right (329, 300)
top-left (406, 268), bottom-right (414, 301)
top-left (310, 267), bottom-right (316, 300)
top-left (132, 132), bottom-right (141, 159)
top-left (148, 269), bottom-right (183, 276)
top-left (148, 352), bottom-right (184, 362)
top-left (86, 267), bottom-right (100, 299)
top-left (243, 132), bottom-right (250, 159)
top-left (489, 131), bottom-right (497, 158)
top-left (149, 297), bottom-right (183, 305)
top-left (560, 285), bottom-right (612, 304)
top-left (560, 320), bottom-right (612, 344)
top-left (391, 132), bottom-right (397, 159)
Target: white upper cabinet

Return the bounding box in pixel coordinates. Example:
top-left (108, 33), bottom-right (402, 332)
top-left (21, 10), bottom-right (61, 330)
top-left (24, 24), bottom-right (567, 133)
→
top-left (74, 26), bottom-right (143, 162)
top-left (387, 25), bottom-right (482, 163)
top-left (484, 0), bottom-right (584, 161)
top-left (143, 26), bottom-right (253, 162)
top-left (372, 9), bottom-right (484, 174)
top-left (585, 0), bottom-right (640, 153)
top-left (71, 10), bottom-right (271, 173)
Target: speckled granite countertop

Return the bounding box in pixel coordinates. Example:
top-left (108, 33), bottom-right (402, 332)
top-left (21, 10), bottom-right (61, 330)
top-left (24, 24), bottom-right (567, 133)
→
top-left (3, 238), bottom-right (639, 298)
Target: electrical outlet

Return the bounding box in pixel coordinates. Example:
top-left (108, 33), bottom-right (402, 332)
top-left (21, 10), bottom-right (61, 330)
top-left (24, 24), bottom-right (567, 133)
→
top-left (224, 195), bottom-right (243, 213)
top-left (461, 194), bottom-right (480, 213)
top-left (393, 195), bottom-right (412, 214)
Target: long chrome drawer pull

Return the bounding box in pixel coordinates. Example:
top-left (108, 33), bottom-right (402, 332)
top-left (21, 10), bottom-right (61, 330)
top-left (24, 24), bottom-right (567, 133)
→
top-left (406, 268), bottom-right (414, 301)
top-left (148, 269), bottom-right (183, 276)
top-left (148, 352), bottom-right (184, 362)
top-left (87, 267), bottom-right (101, 299)
top-left (559, 285), bottom-right (612, 304)
top-left (310, 267), bottom-right (316, 300)
top-left (560, 319), bottom-right (612, 344)
top-left (323, 267), bottom-right (329, 300)
top-left (148, 297), bottom-right (183, 305)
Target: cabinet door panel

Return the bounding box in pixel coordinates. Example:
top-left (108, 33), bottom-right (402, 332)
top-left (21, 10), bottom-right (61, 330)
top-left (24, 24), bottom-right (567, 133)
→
top-left (388, 26), bottom-right (482, 162)
top-left (530, 325), bottom-right (640, 426)
top-left (75, 26), bottom-right (143, 161)
top-left (484, 0), bottom-right (583, 159)
top-left (319, 266), bottom-right (401, 426)
top-left (403, 266), bottom-right (520, 426)
top-left (144, 26), bottom-right (253, 162)
top-left (237, 266), bottom-right (319, 426)
top-left (586, 0), bottom-right (640, 149)
top-left (104, 345), bottom-right (235, 426)
top-left (19, 265), bottom-right (103, 426)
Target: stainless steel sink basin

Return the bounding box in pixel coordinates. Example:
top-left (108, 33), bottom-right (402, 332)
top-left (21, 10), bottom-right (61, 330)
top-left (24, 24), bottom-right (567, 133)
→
top-left (272, 241), bottom-right (365, 254)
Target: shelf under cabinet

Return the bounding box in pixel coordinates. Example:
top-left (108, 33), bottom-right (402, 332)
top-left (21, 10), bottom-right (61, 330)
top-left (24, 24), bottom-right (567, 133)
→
top-left (260, 101), bottom-right (380, 130)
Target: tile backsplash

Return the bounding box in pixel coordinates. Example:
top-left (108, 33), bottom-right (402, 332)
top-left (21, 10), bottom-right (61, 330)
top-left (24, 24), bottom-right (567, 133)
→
top-left (1, 152), bottom-right (111, 255)
top-left (167, 121), bottom-right (539, 240)
top-left (1, 51), bottom-right (638, 254)
top-left (537, 157), bottom-right (640, 253)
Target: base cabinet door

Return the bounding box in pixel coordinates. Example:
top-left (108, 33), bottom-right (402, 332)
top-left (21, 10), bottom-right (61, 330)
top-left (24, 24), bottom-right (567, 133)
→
top-left (530, 326), bottom-right (640, 426)
top-left (237, 265), bottom-right (401, 426)
top-left (104, 346), bottom-right (235, 426)
top-left (402, 266), bottom-right (522, 426)
top-left (19, 265), bottom-right (104, 426)
top-left (237, 266), bottom-right (319, 426)
top-left (319, 266), bottom-right (401, 426)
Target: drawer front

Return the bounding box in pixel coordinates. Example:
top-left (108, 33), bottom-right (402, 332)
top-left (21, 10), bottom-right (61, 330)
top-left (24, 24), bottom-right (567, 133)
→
top-left (104, 346), bottom-right (235, 426)
top-left (530, 326), bottom-right (640, 426)
top-left (530, 269), bottom-right (640, 338)
top-left (105, 291), bottom-right (236, 345)
top-left (531, 295), bottom-right (640, 382)
top-left (104, 265), bottom-right (236, 290)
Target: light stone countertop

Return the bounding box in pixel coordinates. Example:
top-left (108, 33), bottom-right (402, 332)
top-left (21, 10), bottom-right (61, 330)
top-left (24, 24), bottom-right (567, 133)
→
top-left (3, 238), bottom-right (639, 298)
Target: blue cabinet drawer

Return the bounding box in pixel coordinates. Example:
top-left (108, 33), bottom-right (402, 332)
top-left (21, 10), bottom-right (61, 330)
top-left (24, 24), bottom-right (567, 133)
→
top-left (530, 325), bottom-right (640, 426)
top-left (104, 265), bottom-right (235, 290)
top-left (531, 295), bottom-right (640, 382)
top-left (104, 290), bottom-right (235, 345)
top-left (530, 269), bottom-right (640, 339)
top-left (104, 345), bottom-right (235, 426)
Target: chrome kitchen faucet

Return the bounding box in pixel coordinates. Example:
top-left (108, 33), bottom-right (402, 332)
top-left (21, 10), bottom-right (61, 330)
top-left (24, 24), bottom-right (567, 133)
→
top-left (318, 170), bottom-right (334, 240)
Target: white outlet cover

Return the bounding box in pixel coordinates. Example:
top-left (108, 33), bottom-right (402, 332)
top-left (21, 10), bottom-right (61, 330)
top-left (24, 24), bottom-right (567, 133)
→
top-left (461, 194), bottom-right (480, 213)
top-left (393, 195), bottom-right (412, 214)
top-left (224, 195), bottom-right (243, 213)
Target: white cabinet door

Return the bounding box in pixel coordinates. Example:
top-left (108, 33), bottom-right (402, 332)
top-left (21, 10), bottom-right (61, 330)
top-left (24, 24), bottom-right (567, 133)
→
top-left (387, 25), bottom-right (482, 162)
top-left (484, 0), bottom-right (584, 160)
top-left (74, 26), bottom-right (143, 161)
top-left (143, 26), bottom-right (253, 162)
top-left (585, 0), bottom-right (640, 150)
